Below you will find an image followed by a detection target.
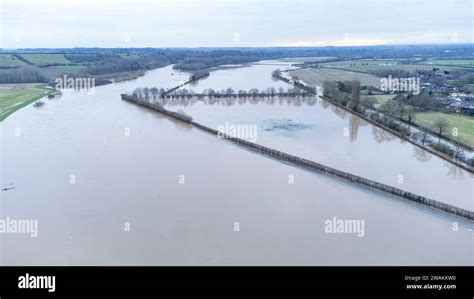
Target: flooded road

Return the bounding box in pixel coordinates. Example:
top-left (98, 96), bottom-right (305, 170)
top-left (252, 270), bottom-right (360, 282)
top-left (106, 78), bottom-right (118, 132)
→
top-left (1, 63), bottom-right (472, 266)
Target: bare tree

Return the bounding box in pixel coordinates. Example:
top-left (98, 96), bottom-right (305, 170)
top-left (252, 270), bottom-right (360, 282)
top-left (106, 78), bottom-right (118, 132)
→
top-left (452, 137), bottom-right (466, 161)
top-left (434, 118), bottom-right (449, 137)
top-left (413, 130), bottom-right (430, 145)
top-left (406, 107), bottom-right (415, 124)
top-left (132, 88), bottom-right (142, 99)
top-left (348, 80), bottom-right (360, 110)
top-left (159, 88), bottom-right (166, 97)
top-left (381, 100), bottom-right (398, 117)
top-left (396, 102), bottom-right (406, 120)
top-left (267, 87), bottom-right (276, 96)
top-left (249, 88), bottom-right (259, 95)
top-left (150, 87), bottom-right (159, 99)
top-left (226, 88), bottom-right (235, 97)
top-left (144, 87), bottom-right (150, 101)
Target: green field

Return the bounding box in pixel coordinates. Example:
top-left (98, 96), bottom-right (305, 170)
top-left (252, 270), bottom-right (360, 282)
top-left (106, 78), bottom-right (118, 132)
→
top-left (317, 59), bottom-right (472, 73)
top-left (364, 94), bottom-right (397, 105)
top-left (0, 54), bottom-right (28, 68)
top-left (318, 59), bottom-right (429, 72)
top-left (40, 65), bottom-right (87, 78)
top-left (19, 54), bottom-right (71, 66)
top-left (290, 68), bottom-right (381, 87)
top-left (0, 83), bottom-right (52, 121)
top-left (465, 84), bottom-right (474, 93)
top-left (119, 53), bottom-right (140, 59)
top-left (51, 65), bottom-right (85, 73)
top-left (417, 60), bottom-right (474, 69)
top-left (412, 111), bottom-right (474, 147)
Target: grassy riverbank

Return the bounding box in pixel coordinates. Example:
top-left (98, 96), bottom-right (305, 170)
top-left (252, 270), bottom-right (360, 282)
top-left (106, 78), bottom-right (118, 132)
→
top-left (412, 112), bottom-right (474, 147)
top-left (0, 67), bottom-right (154, 121)
top-left (0, 83), bottom-right (53, 121)
top-left (289, 68), bottom-right (381, 87)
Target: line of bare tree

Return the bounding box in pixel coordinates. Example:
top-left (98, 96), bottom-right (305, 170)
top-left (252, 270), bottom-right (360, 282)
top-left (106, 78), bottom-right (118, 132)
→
top-left (131, 86), bottom-right (311, 100)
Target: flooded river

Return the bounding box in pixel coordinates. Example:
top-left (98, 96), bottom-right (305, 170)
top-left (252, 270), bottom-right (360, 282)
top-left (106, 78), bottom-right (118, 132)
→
top-left (1, 62), bottom-right (472, 265)
top-left (165, 61), bottom-right (473, 210)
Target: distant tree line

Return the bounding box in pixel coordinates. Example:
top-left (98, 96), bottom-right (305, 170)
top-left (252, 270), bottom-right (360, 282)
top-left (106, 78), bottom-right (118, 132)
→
top-left (2, 44), bottom-right (473, 83)
top-left (84, 53), bottom-right (169, 75)
top-left (0, 66), bottom-right (48, 83)
top-left (368, 68), bottom-right (411, 78)
top-left (173, 55), bottom-right (260, 71)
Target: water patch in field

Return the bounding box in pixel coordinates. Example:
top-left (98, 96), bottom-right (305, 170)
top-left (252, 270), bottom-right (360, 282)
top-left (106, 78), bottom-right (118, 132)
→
top-left (262, 118), bottom-right (314, 136)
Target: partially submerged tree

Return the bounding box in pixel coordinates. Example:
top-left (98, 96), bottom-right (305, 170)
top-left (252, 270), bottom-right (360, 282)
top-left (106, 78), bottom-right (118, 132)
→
top-left (271, 69), bottom-right (282, 78)
top-left (152, 87), bottom-right (161, 99)
top-left (226, 88), bottom-right (235, 96)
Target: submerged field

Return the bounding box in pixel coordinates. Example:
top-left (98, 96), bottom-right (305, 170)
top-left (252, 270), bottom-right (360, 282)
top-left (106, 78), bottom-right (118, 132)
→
top-left (0, 83), bottom-right (52, 121)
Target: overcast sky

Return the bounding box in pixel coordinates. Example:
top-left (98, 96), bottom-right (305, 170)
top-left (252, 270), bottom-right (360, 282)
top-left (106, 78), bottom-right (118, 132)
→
top-left (0, 0), bottom-right (472, 48)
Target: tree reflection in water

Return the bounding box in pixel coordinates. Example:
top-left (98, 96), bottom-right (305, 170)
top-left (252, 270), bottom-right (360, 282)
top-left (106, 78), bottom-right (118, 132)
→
top-left (412, 146), bottom-right (432, 163)
top-left (157, 95), bottom-right (317, 107)
top-left (444, 161), bottom-right (466, 180)
top-left (348, 114), bottom-right (369, 142)
top-left (319, 99), bottom-right (330, 109)
top-left (332, 106), bottom-right (348, 119)
top-left (372, 126), bottom-right (396, 143)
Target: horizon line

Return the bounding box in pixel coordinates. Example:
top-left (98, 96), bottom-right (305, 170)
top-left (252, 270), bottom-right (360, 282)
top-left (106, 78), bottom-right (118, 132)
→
top-left (1, 42), bottom-right (474, 51)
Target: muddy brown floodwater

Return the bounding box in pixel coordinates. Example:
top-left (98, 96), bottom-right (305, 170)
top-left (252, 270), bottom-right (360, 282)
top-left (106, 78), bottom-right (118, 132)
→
top-left (1, 62), bottom-right (472, 265)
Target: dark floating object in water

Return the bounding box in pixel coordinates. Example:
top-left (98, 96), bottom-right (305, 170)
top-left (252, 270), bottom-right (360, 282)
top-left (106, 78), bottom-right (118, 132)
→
top-left (48, 91), bottom-right (62, 98)
top-left (33, 101), bottom-right (45, 107)
top-left (2, 183), bottom-right (15, 191)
